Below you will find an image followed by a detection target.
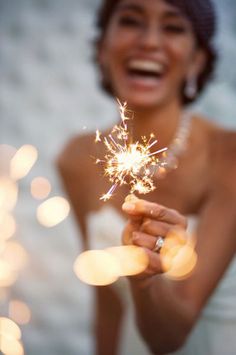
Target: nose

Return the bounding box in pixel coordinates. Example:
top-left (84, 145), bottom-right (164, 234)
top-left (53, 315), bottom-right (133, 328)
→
top-left (139, 24), bottom-right (163, 51)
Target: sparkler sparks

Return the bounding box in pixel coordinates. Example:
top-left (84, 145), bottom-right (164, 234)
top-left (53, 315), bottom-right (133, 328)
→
top-left (95, 130), bottom-right (102, 143)
top-left (95, 100), bottom-right (167, 201)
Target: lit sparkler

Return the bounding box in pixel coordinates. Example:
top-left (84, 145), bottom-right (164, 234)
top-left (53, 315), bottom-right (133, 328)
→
top-left (96, 100), bottom-right (167, 201)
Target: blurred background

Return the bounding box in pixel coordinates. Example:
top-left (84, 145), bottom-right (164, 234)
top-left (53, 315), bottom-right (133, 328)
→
top-left (0, 0), bottom-right (236, 354)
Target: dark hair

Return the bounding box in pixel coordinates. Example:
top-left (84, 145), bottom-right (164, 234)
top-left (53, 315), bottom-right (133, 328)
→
top-left (94, 0), bottom-right (218, 105)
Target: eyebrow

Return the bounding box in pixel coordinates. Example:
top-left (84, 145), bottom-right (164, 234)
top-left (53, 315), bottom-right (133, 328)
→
top-left (163, 9), bottom-right (188, 21)
top-left (116, 3), bottom-right (144, 15)
top-left (116, 3), bottom-right (187, 20)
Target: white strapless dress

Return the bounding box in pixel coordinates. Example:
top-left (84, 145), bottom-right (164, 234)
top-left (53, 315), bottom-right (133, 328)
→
top-left (87, 206), bottom-right (236, 355)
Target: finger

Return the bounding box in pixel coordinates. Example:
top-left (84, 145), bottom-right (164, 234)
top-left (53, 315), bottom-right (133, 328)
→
top-left (141, 248), bottom-right (164, 276)
top-left (122, 219), bottom-right (143, 245)
top-left (147, 248), bottom-right (164, 274)
top-left (140, 219), bottom-right (172, 236)
top-left (128, 248), bottom-right (164, 280)
top-left (132, 231), bottom-right (158, 250)
top-left (122, 199), bottom-right (187, 227)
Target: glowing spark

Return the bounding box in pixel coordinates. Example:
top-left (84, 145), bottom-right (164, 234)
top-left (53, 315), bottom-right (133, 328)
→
top-left (96, 100), bottom-right (167, 200)
top-left (95, 130), bottom-right (101, 143)
top-left (100, 184), bottom-right (117, 202)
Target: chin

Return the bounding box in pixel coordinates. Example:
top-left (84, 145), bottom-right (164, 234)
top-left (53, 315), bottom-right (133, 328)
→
top-left (113, 79), bottom-right (171, 111)
top-left (115, 91), bottom-right (167, 111)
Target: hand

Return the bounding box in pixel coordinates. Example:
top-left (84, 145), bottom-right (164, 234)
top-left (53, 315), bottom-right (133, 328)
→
top-left (122, 197), bottom-right (187, 278)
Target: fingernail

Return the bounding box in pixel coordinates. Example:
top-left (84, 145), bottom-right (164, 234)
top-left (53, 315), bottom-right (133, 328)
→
top-left (122, 202), bottom-right (135, 212)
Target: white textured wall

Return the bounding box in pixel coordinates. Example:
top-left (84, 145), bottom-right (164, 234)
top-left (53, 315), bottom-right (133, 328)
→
top-left (0, 1), bottom-right (235, 354)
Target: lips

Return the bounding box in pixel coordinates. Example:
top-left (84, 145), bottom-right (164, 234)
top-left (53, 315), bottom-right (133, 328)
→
top-left (124, 59), bottom-right (167, 89)
top-left (128, 59), bottom-right (164, 74)
top-left (127, 59), bottom-right (165, 79)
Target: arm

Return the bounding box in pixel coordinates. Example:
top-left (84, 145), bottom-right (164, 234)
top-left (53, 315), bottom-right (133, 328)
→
top-left (57, 137), bottom-right (90, 248)
top-left (122, 188), bottom-right (236, 354)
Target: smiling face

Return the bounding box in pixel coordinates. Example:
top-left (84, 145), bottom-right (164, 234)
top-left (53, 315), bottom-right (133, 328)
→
top-left (98, 0), bottom-right (205, 110)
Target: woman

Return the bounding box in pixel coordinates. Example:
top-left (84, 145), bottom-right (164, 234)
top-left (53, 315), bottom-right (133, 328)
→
top-left (58, 0), bottom-right (236, 354)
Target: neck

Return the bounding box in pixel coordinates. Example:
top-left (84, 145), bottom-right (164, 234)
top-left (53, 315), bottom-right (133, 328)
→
top-left (126, 99), bottom-right (184, 149)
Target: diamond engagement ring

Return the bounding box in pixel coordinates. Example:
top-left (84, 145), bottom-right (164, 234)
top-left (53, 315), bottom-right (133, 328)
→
top-left (153, 236), bottom-right (164, 253)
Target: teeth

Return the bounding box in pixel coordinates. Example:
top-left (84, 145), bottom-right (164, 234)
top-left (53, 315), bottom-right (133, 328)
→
top-left (128, 60), bottom-right (164, 74)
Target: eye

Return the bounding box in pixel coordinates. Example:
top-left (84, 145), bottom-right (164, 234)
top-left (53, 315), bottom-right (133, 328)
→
top-left (118, 15), bottom-right (143, 28)
top-left (163, 24), bottom-right (187, 34)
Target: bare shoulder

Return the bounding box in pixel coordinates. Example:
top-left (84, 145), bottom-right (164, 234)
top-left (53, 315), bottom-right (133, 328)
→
top-left (56, 133), bottom-right (101, 205)
top-left (57, 133), bottom-right (97, 174)
top-left (193, 113), bottom-right (236, 158)
top-left (190, 114), bottom-right (236, 195)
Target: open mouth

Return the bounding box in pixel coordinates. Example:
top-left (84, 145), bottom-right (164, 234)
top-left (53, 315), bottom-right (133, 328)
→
top-left (127, 59), bottom-right (165, 81)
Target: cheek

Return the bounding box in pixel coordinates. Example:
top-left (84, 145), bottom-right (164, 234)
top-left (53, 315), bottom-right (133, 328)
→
top-left (104, 24), bottom-right (139, 60)
top-left (168, 41), bottom-right (195, 74)
top-left (107, 39), bottom-right (132, 60)
top-left (174, 42), bottom-right (194, 61)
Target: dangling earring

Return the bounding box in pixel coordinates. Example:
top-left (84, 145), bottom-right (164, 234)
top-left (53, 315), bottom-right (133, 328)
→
top-left (185, 75), bottom-right (197, 99)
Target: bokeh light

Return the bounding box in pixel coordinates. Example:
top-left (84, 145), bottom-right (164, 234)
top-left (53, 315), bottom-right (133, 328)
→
top-left (0, 177), bottom-right (18, 212)
top-left (161, 228), bottom-right (197, 280)
top-left (1, 241), bottom-right (28, 271)
top-left (0, 145), bottom-right (17, 176)
top-left (0, 288), bottom-right (8, 303)
top-left (37, 196), bottom-right (70, 227)
top-left (30, 177), bottom-right (51, 200)
top-left (0, 212), bottom-right (16, 241)
top-left (10, 145), bottom-right (38, 180)
top-left (9, 300), bottom-right (31, 325)
top-left (106, 245), bottom-right (149, 276)
top-left (0, 240), bottom-right (6, 254)
top-left (0, 337), bottom-right (24, 355)
top-left (0, 259), bottom-right (17, 288)
top-left (0, 317), bottom-right (21, 340)
top-left (164, 246), bottom-right (198, 280)
top-left (74, 250), bottom-right (120, 286)
top-left (0, 317), bottom-right (24, 355)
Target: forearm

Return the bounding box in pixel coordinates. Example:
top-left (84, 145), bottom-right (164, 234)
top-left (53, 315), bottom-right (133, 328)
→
top-left (122, 184), bottom-right (236, 354)
top-left (129, 276), bottom-right (197, 354)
